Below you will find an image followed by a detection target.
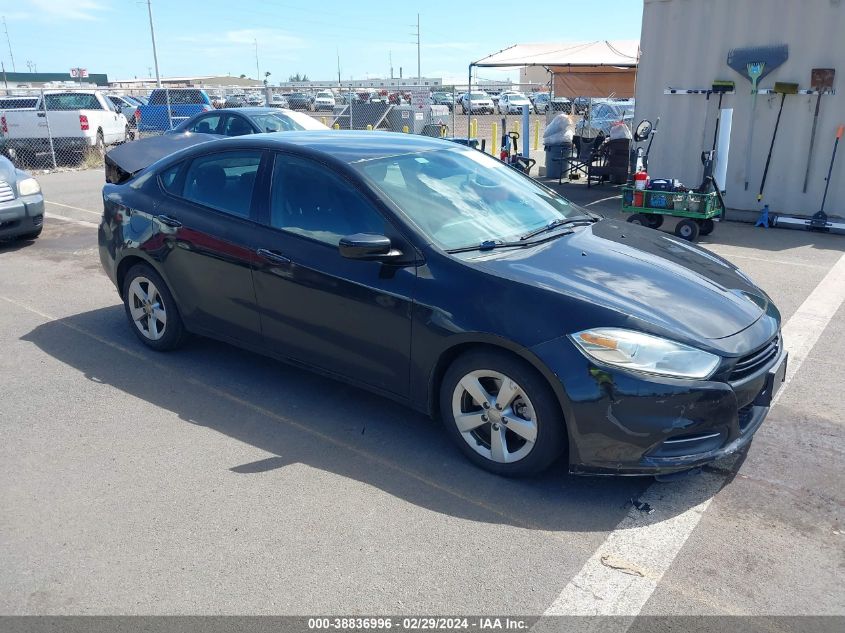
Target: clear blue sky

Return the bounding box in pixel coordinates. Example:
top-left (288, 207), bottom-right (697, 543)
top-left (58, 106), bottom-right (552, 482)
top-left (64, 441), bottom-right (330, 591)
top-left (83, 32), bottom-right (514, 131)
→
top-left (0, 0), bottom-right (642, 84)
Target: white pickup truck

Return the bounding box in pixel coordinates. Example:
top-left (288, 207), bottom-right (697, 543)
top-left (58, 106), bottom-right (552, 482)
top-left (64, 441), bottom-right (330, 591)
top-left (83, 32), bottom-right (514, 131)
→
top-left (0, 91), bottom-right (128, 164)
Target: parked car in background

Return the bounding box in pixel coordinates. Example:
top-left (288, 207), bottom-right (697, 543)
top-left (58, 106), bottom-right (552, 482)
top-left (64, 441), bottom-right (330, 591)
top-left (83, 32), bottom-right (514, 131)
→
top-left (532, 93), bottom-right (551, 113)
top-left (107, 95), bottom-right (142, 139)
top-left (286, 92), bottom-right (311, 110)
top-left (497, 92), bottom-right (532, 115)
top-left (430, 92), bottom-right (454, 110)
top-left (246, 93), bottom-right (263, 106)
top-left (0, 154), bottom-right (43, 240)
top-left (165, 107), bottom-right (329, 137)
top-left (269, 94), bottom-right (289, 108)
top-left (571, 97), bottom-right (592, 114)
top-left (99, 131), bottom-right (785, 478)
top-left (575, 101), bottom-right (634, 138)
top-left (223, 95), bottom-right (247, 108)
top-left (0, 96), bottom-right (39, 110)
top-left (137, 88), bottom-right (213, 132)
top-left (1, 91), bottom-right (128, 164)
top-left (458, 91), bottom-right (494, 114)
top-left (310, 91), bottom-right (336, 112)
top-left (209, 94), bottom-right (225, 109)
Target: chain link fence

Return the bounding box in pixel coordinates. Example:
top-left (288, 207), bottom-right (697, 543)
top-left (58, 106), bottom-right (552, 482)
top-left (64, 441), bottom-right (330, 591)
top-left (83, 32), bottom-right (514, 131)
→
top-left (0, 83), bottom-right (586, 175)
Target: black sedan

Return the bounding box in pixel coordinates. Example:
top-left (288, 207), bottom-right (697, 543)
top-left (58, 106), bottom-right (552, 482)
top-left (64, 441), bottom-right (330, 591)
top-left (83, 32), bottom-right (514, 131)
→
top-left (165, 107), bottom-right (329, 137)
top-left (98, 132), bottom-right (786, 477)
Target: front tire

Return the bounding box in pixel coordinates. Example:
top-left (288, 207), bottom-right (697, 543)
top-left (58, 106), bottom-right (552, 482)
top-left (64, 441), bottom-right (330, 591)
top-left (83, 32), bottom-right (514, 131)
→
top-left (440, 350), bottom-right (566, 476)
top-left (122, 263), bottom-right (186, 351)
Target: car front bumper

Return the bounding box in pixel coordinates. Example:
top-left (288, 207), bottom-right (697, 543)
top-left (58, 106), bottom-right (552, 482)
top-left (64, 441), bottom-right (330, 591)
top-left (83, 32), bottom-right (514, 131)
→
top-left (530, 335), bottom-right (787, 475)
top-left (0, 194), bottom-right (44, 239)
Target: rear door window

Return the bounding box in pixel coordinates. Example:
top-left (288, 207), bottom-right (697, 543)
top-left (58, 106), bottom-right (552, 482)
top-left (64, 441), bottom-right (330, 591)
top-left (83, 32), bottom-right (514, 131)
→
top-left (181, 151), bottom-right (263, 219)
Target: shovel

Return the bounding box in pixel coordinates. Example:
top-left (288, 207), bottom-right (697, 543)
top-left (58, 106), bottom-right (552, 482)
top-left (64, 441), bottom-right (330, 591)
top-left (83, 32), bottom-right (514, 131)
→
top-left (802, 68), bottom-right (836, 193)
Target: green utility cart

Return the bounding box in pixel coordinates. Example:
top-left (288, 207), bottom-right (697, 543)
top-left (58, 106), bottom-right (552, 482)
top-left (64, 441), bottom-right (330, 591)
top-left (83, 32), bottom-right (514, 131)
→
top-left (621, 186), bottom-right (725, 241)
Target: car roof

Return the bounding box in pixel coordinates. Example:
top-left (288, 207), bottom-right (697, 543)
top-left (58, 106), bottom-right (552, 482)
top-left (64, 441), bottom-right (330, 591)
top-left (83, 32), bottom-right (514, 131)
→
top-left (200, 130), bottom-right (457, 164)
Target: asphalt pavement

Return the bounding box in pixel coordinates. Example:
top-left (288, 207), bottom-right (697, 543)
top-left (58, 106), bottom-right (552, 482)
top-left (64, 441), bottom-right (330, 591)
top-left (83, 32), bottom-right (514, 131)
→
top-left (0, 168), bottom-right (843, 621)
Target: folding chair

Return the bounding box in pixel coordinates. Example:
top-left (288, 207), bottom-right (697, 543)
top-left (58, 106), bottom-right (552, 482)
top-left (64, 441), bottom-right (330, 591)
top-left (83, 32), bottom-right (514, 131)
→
top-left (562, 135), bottom-right (603, 185)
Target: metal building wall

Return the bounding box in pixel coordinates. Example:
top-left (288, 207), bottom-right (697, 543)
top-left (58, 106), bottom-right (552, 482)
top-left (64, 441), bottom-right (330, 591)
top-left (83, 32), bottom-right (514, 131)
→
top-left (635, 0), bottom-right (844, 216)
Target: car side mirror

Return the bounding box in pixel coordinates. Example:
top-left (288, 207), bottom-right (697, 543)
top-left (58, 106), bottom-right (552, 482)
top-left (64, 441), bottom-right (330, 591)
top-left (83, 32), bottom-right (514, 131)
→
top-left (114, 105), bottom-right (122, 114)
top-left (339, 233), bottom-right (399, 260)
top-left (634, 119), bottom-right (653, 142)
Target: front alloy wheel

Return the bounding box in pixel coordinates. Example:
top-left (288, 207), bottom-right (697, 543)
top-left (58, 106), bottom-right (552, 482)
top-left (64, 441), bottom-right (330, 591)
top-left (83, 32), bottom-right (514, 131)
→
top-left (452, 370), bottom-right (538, 464)
top-left (440, 350), bottom-right (566, 476)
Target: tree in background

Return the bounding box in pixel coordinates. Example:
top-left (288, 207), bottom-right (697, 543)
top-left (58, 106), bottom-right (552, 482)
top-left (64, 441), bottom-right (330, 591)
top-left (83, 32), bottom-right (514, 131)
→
top-left (289, 73), bottom-right (309, 82)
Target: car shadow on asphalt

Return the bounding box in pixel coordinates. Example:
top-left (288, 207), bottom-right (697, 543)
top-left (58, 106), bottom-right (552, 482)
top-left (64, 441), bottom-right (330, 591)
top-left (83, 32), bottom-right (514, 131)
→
top-left (23, 305), bottom-right (725, 532)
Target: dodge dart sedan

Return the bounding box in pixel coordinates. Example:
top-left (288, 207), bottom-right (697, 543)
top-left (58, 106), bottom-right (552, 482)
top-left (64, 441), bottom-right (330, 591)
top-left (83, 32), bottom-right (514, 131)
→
top-left (98, 132), bottom-right (786, 477)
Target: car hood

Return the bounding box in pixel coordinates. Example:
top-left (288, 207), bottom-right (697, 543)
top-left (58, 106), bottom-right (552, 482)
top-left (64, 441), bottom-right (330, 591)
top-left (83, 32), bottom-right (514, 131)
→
top-left (472, 220), bottom-right (774, 342)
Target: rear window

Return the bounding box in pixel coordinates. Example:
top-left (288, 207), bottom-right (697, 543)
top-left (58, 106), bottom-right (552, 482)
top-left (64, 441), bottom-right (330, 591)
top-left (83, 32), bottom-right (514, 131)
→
top-left (0, 97), bottom-right (38, 109)
top-left (149, 90), bottom-right (208, 105)
top-left (43, 93), bottom-right (101, 110)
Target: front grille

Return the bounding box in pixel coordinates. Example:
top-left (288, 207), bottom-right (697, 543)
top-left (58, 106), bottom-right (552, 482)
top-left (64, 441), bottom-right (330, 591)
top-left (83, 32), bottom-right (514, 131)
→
top-left (0, 180), bottom-right (15, 203)
top-left (730, 336), bottom-right (779, 381)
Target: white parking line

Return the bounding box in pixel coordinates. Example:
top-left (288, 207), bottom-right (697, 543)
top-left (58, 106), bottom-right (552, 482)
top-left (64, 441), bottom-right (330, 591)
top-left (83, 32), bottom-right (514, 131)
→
top-left (45, 200), bottom-right (101, 216)
top-left (45, 212), bottom-right (99, 229)
top-left (544, 251), bottom-right (845, 620)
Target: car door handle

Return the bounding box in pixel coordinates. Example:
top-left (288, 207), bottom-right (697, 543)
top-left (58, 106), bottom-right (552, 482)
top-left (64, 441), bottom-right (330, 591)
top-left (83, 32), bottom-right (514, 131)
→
top-left (256, 248), bottom-right (291, 265)
top-left (158, 214), bottom-right (182, 228)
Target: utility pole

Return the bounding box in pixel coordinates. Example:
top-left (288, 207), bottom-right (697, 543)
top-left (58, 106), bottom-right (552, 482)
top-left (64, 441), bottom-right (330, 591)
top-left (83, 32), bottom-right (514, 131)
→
top-left (389, 50), bottom-right (393, 80)
top-left (416, 14), bottom-right (421, 84)
top-left (254, 38), bottom-right (260, 81)
top-left (146, 1), bottom-right (161, 87)
top-left (2, 16), bottom-right (15, 72)
top-left (1, 60), bottom-right (8, 94)
top-left (336, 49), bottom-right (341, 87)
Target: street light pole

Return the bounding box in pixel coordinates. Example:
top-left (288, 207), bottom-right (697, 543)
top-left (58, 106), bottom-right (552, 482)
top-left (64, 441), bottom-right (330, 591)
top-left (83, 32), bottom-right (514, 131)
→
top-left (2, 16), bottom-right (15, 72)
top-left (416, 14), bottom-right (421, 84)
top-left (146, 0), bottom-right (161, 88)
top-left (254, 39), bottom-right (260, 81)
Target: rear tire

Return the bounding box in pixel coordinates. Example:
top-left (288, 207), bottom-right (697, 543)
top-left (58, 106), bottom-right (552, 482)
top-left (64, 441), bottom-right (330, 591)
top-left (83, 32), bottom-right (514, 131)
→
top-left (440, 349), bottom-right (566, 476)
top-left (675, 219), bottom-right (700, 241)
top-left (698, 218), bottom-right (715, 236)
top-left (122, 263), bottom-right (187, 351)
top-left (627, 213), bottom-right (649, 226)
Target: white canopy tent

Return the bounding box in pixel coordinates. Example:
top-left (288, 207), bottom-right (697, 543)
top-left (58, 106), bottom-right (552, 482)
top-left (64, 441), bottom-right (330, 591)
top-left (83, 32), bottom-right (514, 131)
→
top-left (470, 40), bottom-right (640, 98)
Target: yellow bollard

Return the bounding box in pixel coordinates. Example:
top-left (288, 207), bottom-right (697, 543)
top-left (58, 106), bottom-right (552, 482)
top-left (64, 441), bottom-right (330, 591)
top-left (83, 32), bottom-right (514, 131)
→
top-left (512, 119), bottom-right (519, 134)
top-left (440, 124), bottom-right (447, 138)
top-left (403, 125), bottom-right (409, 133)
top-left (333, 123), bottom-right (340, 130)
top-left (321, 117), bottom-right (327, 125)
top-left (471, 118), bottom-right (478, 139)
top-left (491, 122), bottom-right (498, 155)
top-left (366, 124), bottom-right (373, 131)
top-left (533, 120), bottom-right (540, 151)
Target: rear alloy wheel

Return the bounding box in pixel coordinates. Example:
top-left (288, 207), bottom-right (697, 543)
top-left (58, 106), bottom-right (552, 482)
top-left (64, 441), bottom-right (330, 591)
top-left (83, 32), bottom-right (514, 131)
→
top-left (675, 218), bottom-right (700, 241)
top-left (440, 350), bottom-right (565, 476)
top-left (123, 264), bottom-right (186, 351)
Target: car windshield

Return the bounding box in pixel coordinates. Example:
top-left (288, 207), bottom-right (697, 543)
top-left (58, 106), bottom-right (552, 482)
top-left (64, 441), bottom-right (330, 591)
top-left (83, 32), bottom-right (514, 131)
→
top-left (469, 93), bottom-right (488, 99)
top-left (316, 92), bottom-right (333, 98)
top-left (353, 147), bottom-right (584, 250)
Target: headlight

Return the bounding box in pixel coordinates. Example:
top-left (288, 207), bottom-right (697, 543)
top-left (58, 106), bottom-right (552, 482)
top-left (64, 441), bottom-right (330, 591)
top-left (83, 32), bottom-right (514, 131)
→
top-left (570, 328), bottom-right (720, 379)
top-left (17, 177), bottom-right (40, 196)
